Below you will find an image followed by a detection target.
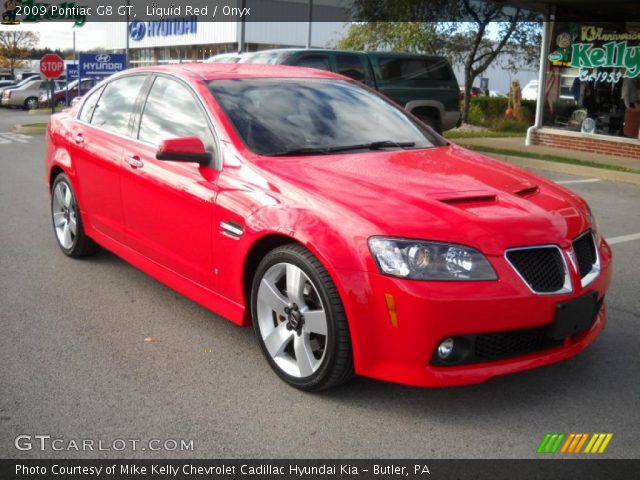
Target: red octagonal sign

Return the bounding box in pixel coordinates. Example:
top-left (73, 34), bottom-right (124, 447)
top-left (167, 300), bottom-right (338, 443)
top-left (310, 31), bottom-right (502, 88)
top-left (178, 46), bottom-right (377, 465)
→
top-left (40, 54), bottom-right (65, 79)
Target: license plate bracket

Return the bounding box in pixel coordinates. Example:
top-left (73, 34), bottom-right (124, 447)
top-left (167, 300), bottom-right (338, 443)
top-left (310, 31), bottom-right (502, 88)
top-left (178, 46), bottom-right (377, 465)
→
top-left (548, 292), bottom-right (598, 341)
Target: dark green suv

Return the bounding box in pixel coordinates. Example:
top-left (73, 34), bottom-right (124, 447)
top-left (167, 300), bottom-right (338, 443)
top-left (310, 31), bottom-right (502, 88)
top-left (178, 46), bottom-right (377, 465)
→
top-left (240, 49), bottom-right (461, 133)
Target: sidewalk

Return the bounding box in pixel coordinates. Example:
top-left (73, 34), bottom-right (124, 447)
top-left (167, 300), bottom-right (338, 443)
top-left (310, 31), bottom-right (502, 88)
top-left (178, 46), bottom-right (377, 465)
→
top-left (453, 136), bottom-right (640, 186)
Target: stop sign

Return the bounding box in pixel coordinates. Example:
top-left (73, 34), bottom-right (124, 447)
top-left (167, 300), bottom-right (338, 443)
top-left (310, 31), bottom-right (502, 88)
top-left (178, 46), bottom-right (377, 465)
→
top-left (40, 54), bottom-right (65, 79)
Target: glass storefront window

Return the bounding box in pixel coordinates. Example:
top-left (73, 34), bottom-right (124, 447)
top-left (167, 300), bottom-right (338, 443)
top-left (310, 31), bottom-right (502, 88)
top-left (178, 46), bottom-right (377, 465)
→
top-left (544, 22), bottom-right (640, 139)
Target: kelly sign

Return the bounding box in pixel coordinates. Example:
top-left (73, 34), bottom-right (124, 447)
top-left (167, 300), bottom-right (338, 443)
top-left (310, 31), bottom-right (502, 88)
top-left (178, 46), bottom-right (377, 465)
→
top-left (570, 41), bottom-right (640, 78)
top-left (79, 53), bottom-right (127, 78)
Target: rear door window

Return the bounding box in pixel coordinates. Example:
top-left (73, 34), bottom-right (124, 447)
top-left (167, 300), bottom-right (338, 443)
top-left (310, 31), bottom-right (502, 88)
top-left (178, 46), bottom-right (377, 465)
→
top-left (335, 54), bottom-right (370, 84)
top-left (294, 55), bottom-right (331, 71)
top-left (377, 57), bottom-right (453, 83)
top-left (78, 86), bottom-right (104, 123)
top-left (90, 75), bottom-right (146, 136)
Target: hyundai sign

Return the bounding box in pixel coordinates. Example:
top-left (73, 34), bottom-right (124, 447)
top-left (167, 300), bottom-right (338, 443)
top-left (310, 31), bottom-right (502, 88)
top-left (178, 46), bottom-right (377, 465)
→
top-left (67, 64), bottom-right (79, 80)
top-left (79, 53), bottom-right (127, 78)
top-left (129, 17), bottom-right (198, 42)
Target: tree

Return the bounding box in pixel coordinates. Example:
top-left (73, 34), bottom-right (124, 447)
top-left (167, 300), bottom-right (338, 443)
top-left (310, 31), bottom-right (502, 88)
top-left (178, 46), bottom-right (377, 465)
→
top-left (0, 31), bottom-right (39, 78)
top-left (339, 22), bottom-right (446, 55)
top-left (445, 2), bottom-right (540, 123)
top-left (345, 0), bottom-right (541, 123)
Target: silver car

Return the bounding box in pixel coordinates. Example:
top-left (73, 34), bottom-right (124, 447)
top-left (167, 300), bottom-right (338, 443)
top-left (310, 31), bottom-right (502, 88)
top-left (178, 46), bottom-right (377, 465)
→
top-left (1, 79), bottom-right (64, 110)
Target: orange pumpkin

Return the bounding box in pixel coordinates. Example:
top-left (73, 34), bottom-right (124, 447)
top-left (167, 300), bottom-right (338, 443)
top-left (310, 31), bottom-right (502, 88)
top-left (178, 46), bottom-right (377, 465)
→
top-left (505, 108), bottom-right (514, 117)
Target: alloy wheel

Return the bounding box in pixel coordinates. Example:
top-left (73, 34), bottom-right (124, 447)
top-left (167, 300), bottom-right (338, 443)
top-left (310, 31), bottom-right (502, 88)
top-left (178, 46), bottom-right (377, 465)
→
top-left (52, 181), bottom-right (77, 250)
top-left (256, 262), bottom-right (328, 378)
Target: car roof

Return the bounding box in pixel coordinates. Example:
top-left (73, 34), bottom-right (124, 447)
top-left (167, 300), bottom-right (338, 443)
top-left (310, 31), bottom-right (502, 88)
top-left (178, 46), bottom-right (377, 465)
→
top-left (242, 48), bottom-right (447, 60)
top-left (130, 62), bottom-right (346, 81)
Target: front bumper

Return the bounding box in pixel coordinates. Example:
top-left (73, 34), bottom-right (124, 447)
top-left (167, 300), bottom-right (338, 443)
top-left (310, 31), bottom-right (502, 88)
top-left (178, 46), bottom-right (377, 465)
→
top-left (339, 239), bottom-right (613, 387)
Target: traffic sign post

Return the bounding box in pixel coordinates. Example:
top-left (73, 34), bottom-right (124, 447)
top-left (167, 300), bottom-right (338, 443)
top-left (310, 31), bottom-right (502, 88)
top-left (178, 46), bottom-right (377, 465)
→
top-left (40, 54), bottom-right (65, 114)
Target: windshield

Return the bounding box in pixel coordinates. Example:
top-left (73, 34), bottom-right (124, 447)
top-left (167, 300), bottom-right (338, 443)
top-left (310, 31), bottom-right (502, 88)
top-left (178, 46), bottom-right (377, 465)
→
top-left (208, 78), bottom-right (445, 156)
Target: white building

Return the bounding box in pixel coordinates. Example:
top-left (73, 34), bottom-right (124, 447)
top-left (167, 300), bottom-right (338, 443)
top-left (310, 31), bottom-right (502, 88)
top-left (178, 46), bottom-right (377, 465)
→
top-left (104, 0), bottom-right (348, 66)
top-left (453, 54), bottom-right (539, 95)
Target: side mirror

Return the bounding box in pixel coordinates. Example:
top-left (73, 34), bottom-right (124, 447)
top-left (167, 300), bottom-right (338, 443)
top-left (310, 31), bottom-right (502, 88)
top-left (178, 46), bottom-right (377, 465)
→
top-left (156, 137), bottom-right (212, 164)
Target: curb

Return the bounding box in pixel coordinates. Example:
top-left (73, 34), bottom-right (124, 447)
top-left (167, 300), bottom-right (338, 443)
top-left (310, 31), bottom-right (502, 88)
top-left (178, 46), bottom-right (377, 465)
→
top-left (489, 153), bottom-right (640, 186)
top-left (14, 123), bottom-right (47, 134)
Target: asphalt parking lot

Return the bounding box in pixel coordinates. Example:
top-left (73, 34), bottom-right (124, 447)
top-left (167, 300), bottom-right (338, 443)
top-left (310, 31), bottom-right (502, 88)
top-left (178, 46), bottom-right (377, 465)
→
top-left (1, 108), bottom-right (639, 459)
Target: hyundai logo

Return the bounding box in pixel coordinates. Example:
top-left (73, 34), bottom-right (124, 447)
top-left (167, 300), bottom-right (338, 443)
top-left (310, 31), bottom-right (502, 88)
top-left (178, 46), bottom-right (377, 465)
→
top-left (129, 21), bottom-right (146, 41)
top-left (95, 54), bottom-right (111, 63)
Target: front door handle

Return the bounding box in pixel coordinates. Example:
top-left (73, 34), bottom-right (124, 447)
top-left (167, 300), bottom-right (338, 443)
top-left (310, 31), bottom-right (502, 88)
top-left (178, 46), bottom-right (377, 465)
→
top-left (125, 155), bottom-right (144, 169)
top-left (73, 133), bottom-right (84, 144)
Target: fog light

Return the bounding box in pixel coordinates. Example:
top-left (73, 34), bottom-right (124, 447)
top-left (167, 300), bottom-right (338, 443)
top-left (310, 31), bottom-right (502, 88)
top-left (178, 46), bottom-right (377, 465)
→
top-left (437, 338), bottom-right (454, 359)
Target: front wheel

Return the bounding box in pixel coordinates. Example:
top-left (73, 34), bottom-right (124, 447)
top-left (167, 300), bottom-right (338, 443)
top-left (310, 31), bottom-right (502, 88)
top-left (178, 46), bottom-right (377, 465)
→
top-left (251, 244), bottom-right (354, 391)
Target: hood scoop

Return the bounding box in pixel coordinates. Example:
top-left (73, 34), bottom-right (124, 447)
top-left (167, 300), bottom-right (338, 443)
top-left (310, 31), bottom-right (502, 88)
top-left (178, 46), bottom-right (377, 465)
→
top-left (439, 194), bottom-right (497, 206)
top-left (514, 185), bottom-right (540, 197)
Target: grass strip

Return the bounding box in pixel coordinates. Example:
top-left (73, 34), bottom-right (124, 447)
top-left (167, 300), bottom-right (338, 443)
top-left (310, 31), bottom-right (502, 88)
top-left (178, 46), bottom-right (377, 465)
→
top-left (465, 145), bottom-right (640, 175)
top-left (444, 130), bottom-right (526, 139)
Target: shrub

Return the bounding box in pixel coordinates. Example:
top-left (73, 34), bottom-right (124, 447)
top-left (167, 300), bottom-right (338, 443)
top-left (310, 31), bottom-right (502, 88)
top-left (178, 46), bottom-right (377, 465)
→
top-left (467, 96), bottom-right (536, 127)
top-left (490, 117), bottom-right (531, 132)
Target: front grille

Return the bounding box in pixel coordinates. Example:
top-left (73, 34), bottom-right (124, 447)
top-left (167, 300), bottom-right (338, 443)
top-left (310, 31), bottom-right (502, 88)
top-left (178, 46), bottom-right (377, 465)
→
top-left (506, 247), bottom-right (566, 293)
top-left (475, 327), bottom-right (554, 360)
top-left (572, 231), bottom-right (597, 278)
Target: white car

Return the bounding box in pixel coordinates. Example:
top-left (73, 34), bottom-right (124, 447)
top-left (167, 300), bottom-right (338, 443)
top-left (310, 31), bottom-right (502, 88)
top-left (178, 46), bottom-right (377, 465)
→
top-left (521, 80), bottom-right (539, 101)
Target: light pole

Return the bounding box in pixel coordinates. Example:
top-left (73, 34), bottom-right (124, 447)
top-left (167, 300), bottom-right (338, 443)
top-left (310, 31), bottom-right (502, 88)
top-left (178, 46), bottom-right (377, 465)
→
top-left (125, 0), bottom-right (130, 68)
top-left (306, 0), bottom-right (313, 48)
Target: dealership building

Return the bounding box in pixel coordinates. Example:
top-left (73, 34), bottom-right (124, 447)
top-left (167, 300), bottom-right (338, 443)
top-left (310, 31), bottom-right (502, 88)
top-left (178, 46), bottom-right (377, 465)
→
top-left (104, 0), bottom-right (348, 65)
top-left (497, 1), bottom-right (640, 158)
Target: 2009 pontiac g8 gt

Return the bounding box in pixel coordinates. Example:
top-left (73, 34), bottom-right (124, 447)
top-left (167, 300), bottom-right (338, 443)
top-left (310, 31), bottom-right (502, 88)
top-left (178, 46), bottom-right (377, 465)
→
top-left (45, 64), bottom-right (612, 391)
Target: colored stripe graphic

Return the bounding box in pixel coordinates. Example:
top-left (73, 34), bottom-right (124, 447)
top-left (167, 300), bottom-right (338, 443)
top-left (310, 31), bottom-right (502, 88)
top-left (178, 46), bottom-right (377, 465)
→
top-left (538, 433), bottom-right (613, 454)
top-left (585, 433), bottom-right (613, 453)
top-left (537, 433), bottom-right (565, 453)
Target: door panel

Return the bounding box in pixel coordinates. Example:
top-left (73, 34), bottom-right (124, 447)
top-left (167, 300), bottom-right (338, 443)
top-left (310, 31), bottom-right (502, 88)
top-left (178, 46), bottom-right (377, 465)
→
top-left (70, 123), bottom-right (126, 241)
top-left (71, 76), bottom-right (148, 242)
top-left (121, 75), bottom-right (218, 288)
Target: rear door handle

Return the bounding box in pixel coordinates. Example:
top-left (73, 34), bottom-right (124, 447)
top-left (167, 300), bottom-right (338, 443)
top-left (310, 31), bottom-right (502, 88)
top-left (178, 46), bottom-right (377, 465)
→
top-left (73, 133), bottom-right (84, 144)
top-left (125, 155), bottom-right (144, 169)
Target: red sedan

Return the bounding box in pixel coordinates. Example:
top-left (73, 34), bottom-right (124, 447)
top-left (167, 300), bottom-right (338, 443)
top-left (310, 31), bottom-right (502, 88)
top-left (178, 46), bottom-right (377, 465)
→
top-left (45, 64), bottom-right (612, 390)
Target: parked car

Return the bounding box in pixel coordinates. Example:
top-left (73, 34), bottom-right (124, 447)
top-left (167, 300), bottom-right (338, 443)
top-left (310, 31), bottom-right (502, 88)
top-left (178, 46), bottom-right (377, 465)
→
top-left (205, 52), bottom-right (244, 63)
top-left (16, 72), bottom-right (40, 82)
top-left (521, 80), bottom-right (539, 101)
top-left (0, 76), bottom-right (35, 99)
top-left (2, 79), bottom-right (65, 110)
top-left (0, 80), bottom-right (16, 89)
top-left (39, 78), bottom-right (98, 108)
top-left (46, 64), bottom-right (611, 391)
top-left (240, 49), bottom-right (461, 132)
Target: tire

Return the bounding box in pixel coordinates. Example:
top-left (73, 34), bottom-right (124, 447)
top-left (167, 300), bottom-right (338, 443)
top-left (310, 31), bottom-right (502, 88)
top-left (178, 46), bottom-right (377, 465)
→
top-left (251, 244), bottom-right (354, 391)
top-left (51, 173), bottom-right (100, 258)
top-left (416, 112), bottom-right (443, 134)
top-left (55, 99), bottom-right (66, 107)
top-left (24, 97), bottom-right (38, 110)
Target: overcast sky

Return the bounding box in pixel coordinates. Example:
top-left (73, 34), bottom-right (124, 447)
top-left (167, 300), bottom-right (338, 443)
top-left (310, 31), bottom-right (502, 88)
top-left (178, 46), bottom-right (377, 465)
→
top-left (0, 23), bottom-right (107, 50)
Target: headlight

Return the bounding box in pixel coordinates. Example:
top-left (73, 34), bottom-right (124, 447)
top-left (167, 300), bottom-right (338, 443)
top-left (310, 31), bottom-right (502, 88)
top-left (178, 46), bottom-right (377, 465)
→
top-left (368, 237), bottom-right (497, 280)
top-left (587, 206), bottom-right (602, 244)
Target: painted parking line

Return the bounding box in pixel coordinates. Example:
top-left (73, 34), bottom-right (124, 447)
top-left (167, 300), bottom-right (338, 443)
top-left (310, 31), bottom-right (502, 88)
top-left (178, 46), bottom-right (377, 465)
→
top-left (0, 132), bottom-right (33, 145)
top-left (556, 178), bottom-right (601, 185)
top-left (607, 233), bottom-right (640, 245)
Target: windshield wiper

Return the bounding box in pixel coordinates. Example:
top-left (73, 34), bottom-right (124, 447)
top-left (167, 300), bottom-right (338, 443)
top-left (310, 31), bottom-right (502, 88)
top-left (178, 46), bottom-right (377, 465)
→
top-left (329, 140), bottom-right (416, 153)
top-left (264, 141), bottom-right (416, 157)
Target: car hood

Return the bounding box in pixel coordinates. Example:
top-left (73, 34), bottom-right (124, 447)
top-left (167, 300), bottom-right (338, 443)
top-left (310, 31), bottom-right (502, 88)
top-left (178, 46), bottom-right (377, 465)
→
top-left (258, 145), bottom-right (590, 255)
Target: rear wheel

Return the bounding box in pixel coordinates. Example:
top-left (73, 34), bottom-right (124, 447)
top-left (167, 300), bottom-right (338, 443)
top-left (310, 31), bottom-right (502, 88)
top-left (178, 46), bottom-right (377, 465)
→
top-left (415, 111), bottom-right (443, 134)
top-left (51, 173), bottom-right (100, 258)
top-left (55, 99), bottom-right (66, 107)
top-left (251, 244), bottom-right (354, 391)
